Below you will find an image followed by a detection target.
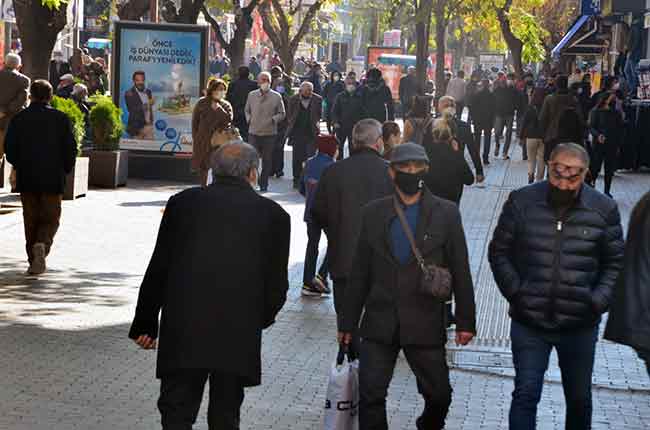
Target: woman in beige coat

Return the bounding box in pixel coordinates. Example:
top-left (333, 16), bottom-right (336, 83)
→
top-left (192, 79), bottom-right (234, 185)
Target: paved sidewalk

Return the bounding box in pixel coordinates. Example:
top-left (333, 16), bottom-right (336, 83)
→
top-left (1, 152), bottom-right (649, 429)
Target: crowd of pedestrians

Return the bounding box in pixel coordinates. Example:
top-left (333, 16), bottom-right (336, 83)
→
top-left (2, 44), bottom-right (649, 430)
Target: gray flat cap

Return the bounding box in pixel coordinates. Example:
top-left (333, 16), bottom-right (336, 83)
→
top-left (390, 142), bottom-right (430, 165)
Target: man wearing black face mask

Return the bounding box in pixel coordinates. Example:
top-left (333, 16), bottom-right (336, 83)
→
top-left (489, 143), bottom-right (624, 430)
top-left (339, 143), bottom-right (476, 430)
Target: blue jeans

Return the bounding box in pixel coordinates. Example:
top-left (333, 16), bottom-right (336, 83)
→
top-left (624, 55), bottom-right (639, 93)
top-left (509, 320), bottom-right (598, 430)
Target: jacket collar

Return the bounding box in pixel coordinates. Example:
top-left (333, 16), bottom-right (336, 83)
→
top-left (350, 145), bottom-right (382, 157)
top-left (209, 175), bottom-right (254, 190)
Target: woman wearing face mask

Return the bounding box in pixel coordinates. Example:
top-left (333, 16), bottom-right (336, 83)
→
top-left (588, 92), bottom-right (624, 197)
top-left (192, 78), bottom-right (235, 186)
top-left (382, 121), bottom-right (401, 160)
top-left (323, 71), bottom-right (345, 133)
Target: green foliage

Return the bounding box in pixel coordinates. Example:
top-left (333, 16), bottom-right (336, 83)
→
top-left (512, 8), bottom-right (548, 63)
top-left (41, 0), bottom-right (68, 10)
top-left (88, 95), bottom-right (124, 151)
top-left (51, 96), bottom-right (84, 156)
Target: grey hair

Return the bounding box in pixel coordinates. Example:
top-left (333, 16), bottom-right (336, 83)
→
top-left (352, 119), bottom-right (382, 149)
top-left (550, 143), bottom-right (590, 166)
top-left (210, 142), bottom-right (259, 178)
top-left (72, 83), bottom-right (88, 97)
top-left (5, 53), bottom-right (21, 70)
top-left (300, 81), bottom-right (314, 91)
top-left (258, 71), bottom-right (272, 82)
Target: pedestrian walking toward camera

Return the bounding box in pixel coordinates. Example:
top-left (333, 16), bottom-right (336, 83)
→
top-left (588, 92), bottom-right (624, 198)
top-left (519, 87), bottom-right (546, 183)
top-left (286, 81), bottom-right (323, 189)
top-left (5, 80), bottom-right (76, 275)
top-left (339, 143), bottom-right (476, 430)
top-left (605, 190), bottom-right (650, 377)
top-left (312, 119), bottom-right (393, 333)
top-left (445, 70), bottom-right (467, 119)
top-left (245, 72), bottom-right (286, 192)
top-left (332, 76), bottom-right (363, 159)
top-left (323, 71), bottom-right (345, 134)
top-left (0, 53), bottom-right (29, 161)
top-left (300, 136), bottom-right (338, 297)
top-left (129, 142), bottom-right (290, 430)
top-left (192, 79), bottom-right (234, 186)
top-left (470, 78), bottom-right (496, 165)
top-left (489, 143), bottom-right (624, 430)
top-left (358, 68), bottom-right (395, 123)
top-left (493, 75), bottom-right (519, 159)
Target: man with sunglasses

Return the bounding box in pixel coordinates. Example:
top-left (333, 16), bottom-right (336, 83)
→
top-left (488, 143), bottom-right (624, 430)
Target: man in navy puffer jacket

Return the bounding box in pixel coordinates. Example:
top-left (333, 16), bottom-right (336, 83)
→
top-left (489, 143), bottom-right (624, 430)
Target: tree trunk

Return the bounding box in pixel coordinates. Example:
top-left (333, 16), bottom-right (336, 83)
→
top-left (434, 4), bottom-right (446, 100)
top-left (415, 21), bottom-right (429, 95)
top-left (279, 46), bottom-right (295, 76)
top-left (496, 1), bottom-right (524, 77)
top-left (14, 0), bottom-right (67, 79)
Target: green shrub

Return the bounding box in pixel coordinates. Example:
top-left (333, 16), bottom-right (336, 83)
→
top-left (89, 95), bottom-right (124, 151)
top-left (51, 96), bottom-right (84, 156)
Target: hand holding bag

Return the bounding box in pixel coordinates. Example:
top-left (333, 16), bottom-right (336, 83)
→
top-left (323, 345), bottom-right (359, 430)
top-left (393, 197), bottom-right (452, 301)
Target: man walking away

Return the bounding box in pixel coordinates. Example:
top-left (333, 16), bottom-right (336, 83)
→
top-left (359, 68), bottom-right (395, 123)
top-left (605, 190), bottom-right (650, 377)
top-left (489, 143), bottom-right (624, 430)
top-left (0, 53), bottom-right (30, 162)
top-left (129, 142), bottom-right (290, 430)
top-left (300, 136), bottom-right (338, 296)
top-left (312, 119), bottom-right (393, 332)
top-left (446, 70), bottom-right (467, 119)
top-left (539, 75), bottom-right (584, 161)
top-left (285, 81), bottom-right (322, 189)
top-left (340, 143), bottom-right (476, 430)
top-left (245, 72), bottom-right (286, 192)
top-left (332, 76), bottom-right (363, 159)
top-left (399, 66), bottom-right (418, 116)
top-left (226, 66), bottom-right (258, 143)
top-left (5, 80), bottom-right (76, 275)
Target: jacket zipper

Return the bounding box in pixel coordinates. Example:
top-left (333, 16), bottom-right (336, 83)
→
top-left (549, 217), bottom-right (566, 322)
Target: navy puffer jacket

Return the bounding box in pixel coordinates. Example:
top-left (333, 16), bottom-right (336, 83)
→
top-left (488, 182), bottom-right (624, 331)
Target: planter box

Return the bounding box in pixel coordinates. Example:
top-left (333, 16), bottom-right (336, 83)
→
top-left (88, 150), bottom-right (129, 188)
top-left (63, 157), bottom-right (89, 200)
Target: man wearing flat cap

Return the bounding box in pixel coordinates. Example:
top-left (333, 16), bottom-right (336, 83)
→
top-left (339, 142), bottom-right (477, 430)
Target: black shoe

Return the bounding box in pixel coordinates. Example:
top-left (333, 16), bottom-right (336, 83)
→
top-left (292, 180), bottom-right (300, 189)
top-left (605, 192), bottom-right (613, 199)
top-left (315, 274), bottom-right (331, 295)
top-left (494, 145), bottom-right (500, 157)
top-left (483, 158), bottom-right (490, 165)
top-left (275, 171), bottom-right (284, 178)
top-left (528, 174), bottom-right (534, 184)
top-left (301, 282), bottom-right (325, 297)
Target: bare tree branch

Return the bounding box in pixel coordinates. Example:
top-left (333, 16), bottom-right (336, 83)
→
top-left (289, 0), bottom-right (323, 53)
top-left (270, 0), bottom-right (291, 34)
top-left (201, 5), bottom-right (230, 50)
top-left (289, 0), bottom-right (303, 15)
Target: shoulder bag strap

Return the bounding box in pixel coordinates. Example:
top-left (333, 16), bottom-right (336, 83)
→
top-left (393, 197), bottom-right (427, 271)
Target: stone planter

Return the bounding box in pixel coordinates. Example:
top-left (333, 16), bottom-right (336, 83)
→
top-left (63, 157), bottom-right (89, 200)
top-left (88, 150), bottom-right (129, 188)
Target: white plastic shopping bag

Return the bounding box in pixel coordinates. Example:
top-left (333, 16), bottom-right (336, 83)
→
top-left (323, 346), bottom-right (359, 430)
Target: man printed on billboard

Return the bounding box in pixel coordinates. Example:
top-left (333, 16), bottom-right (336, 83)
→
top-left (124, 70), bottom-right (154, 140)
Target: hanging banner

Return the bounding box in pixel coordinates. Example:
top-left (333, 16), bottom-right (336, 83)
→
top-left (1, 0), bottom-right (16, 22)
top-left (113, 21), bottom-right (208, 153)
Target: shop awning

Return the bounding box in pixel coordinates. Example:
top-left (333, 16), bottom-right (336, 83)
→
top-left (551, 15), bottom-right (590, 57)
top-left (87, 38), bottom-right (112, 49)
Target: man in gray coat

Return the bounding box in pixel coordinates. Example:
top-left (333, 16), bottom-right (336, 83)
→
top-left (0, 53), bottom-right (30, 160)
top-left (244, 72), bottom-right (286, 192)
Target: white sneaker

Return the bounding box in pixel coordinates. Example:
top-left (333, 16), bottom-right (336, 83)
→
top-left (28, 243), bottom-right (47, 275)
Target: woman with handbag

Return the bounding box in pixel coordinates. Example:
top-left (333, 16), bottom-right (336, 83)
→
top-left (191, 78), bottom-right (238, 186)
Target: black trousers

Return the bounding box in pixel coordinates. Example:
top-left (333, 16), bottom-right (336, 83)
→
top-left (335, 127), bottom-right (353, 160)
top-left (158, 370), bottom-right (245, 430)
top-left (475, 127), bottom-right (492, 162)
top-left (590, 143), bottom-right (618, 194)
top-left (359, 340), bottom-right (452, 430)
top-left (272, 130), bottom-right (286, 175)
top-left (303, 222), bottom-right (329, 284)
top-left (291, 134), bottom-right (316, 182)
top-left (249, 134), bottom-right (276, 190)
top-left (464, 131), bottom-right (484, 176)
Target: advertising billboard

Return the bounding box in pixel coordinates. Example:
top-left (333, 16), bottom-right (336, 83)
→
top-left (367, 46), bottom-right (403, 101)
top-left (113, 22), bottom-right (208, 153)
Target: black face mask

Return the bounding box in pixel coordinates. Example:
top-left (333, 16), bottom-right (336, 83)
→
top-left (548, 183), bottom-right (578, 208)
top-left (394, 171), bottom-right (424, 196)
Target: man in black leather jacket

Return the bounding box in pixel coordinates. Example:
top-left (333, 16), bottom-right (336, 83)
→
top-left (488, 143), bottom-right (624, 430)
